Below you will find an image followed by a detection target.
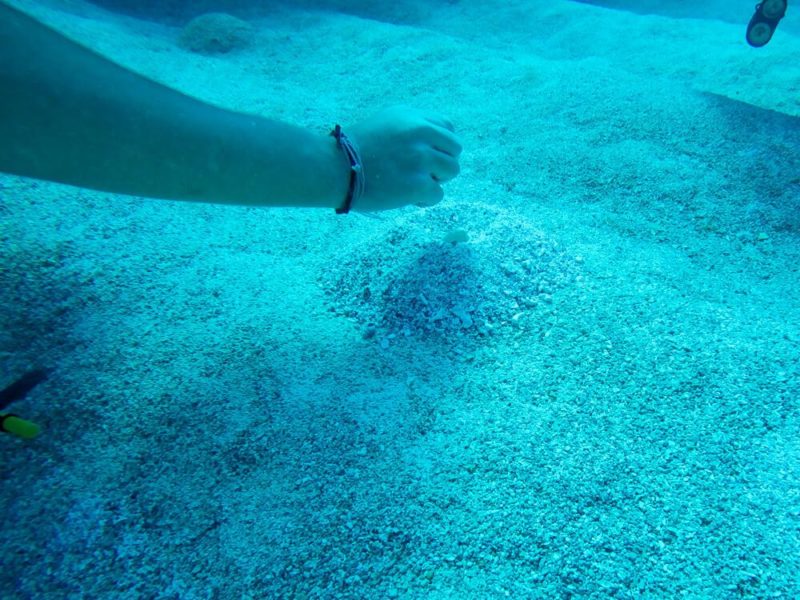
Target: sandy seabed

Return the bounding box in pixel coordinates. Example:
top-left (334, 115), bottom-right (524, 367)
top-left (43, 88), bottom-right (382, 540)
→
top-left (1, 0), bottom-right (799, 598)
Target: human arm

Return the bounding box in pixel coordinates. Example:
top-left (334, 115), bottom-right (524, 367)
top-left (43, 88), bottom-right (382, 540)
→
top-left (0, 2), bottom-right (461, 211)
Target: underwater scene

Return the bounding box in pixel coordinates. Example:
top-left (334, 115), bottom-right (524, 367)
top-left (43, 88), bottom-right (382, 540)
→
top-left (1, 0), bottom-right (799, 597)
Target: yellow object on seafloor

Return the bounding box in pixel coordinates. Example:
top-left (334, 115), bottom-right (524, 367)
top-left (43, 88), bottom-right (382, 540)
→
top-left (1, 413), bottom-right (41, 439)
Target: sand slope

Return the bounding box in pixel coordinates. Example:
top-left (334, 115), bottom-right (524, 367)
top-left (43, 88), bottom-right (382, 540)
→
top-left (1, 0), bottom-right (799, 597)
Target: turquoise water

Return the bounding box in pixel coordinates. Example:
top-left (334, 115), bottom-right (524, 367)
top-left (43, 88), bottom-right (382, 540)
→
top-left (1, 1), bottom-right (799, 598)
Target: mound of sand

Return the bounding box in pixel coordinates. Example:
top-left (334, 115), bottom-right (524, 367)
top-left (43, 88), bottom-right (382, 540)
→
top-left (322, 202), bottom-right (580, 346)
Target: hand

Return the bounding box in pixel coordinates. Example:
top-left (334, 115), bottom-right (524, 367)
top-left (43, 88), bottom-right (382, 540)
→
top-left (347, 106), bottom-right (462, 212)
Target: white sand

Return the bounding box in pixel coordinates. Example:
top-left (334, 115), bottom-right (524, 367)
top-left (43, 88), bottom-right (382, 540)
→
top-left (2, 0), bottom-right (799, 597)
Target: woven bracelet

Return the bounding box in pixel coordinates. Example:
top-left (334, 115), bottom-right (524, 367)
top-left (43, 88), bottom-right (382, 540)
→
top-left (330, 124), bottom-right (364, 214)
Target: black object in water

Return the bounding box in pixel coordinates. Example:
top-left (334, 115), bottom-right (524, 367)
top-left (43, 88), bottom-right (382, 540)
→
top-left (0, 370), bottom-right (48, 410)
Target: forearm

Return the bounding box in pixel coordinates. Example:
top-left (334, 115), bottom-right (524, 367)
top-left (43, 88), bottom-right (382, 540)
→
top-left (0, 3), bottom-right (348, 207)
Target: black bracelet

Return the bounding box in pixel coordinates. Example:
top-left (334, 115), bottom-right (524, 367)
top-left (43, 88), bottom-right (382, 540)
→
top-left (330, 124), bottom-right (364, 214)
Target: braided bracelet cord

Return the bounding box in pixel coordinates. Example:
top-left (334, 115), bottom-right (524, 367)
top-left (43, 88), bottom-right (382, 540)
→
top-left (330, 124), bottom-right (365, 214)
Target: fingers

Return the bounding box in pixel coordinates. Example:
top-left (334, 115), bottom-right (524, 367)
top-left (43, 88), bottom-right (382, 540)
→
top-left (418, 123), bottom-right (462, 158)
top-left (412, 120), bottom-right (462, 186)
top-left (428, 150), bottom-right (460, 183)
top-left (409, 108), bottom-right (461, 156)
top-left (414, 178), bottom-right (445, 208)
top-left (425, 114), bottom-right (456, 132)
top-left (353, 107), bottom-right (461, 212)
top-left (433, 128), bottom-right (463, 159)
top-left (413, 116), bottom-right (461, 203)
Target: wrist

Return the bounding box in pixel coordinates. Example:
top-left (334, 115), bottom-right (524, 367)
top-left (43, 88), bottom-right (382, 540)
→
top-left (325, 132), bottom-right (352, 211)
top-left (329, 124), bottom-right (365, 214)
